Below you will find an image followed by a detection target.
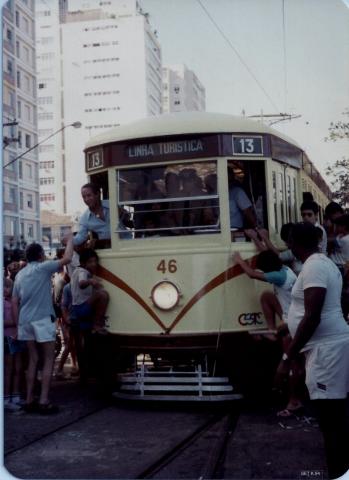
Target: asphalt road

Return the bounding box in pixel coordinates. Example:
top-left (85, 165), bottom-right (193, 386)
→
top-left (4, 378), bottom-right (329, 480)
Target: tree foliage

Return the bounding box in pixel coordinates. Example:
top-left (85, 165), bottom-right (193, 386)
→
top-left (325, 109), bottom-right (349, 206)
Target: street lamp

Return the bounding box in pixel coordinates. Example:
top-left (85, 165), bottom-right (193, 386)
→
top-left (3, 121), bottom-right (82, 169)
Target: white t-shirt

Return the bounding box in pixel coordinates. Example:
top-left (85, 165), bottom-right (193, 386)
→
top-left (71, 266), bottom-right (93, 306)
top-left (288, 253), bottom-right (349, 349)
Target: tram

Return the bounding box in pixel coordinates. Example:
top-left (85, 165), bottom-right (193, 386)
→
top-left (83, 112), bottom-right (330, 400)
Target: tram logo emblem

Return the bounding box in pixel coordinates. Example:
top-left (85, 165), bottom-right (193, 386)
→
top-left (238, 312), bottom-right (263, 326)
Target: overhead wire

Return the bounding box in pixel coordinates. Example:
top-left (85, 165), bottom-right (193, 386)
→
top-left (282, 0), bottom-right (288, 113)
top-left (196, 0), bottom-right (280, 112)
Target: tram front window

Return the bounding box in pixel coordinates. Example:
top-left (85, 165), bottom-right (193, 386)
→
top-left (227, 160), bottom-right (267, 240)
top-left (116, 162), bottom-right (220, 238)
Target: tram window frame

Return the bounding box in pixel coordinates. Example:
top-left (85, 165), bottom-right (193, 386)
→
top-left (115, 161), bottom-right (221, 239)
top-left (227, 159), bottom-right (268, 239)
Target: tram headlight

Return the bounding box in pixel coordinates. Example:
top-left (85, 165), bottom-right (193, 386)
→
top-left (151, 281), bottom-right (180, 311)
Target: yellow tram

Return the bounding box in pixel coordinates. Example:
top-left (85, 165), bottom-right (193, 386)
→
top-left (83, 112), bottom-right (330, 400)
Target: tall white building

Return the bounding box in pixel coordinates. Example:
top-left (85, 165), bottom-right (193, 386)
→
top-left (3, 0), bottom-right (40, 248)
top-left (36, 0), bottom-right (162, 215)
top-left (162, 64), bottom-right (205, 114)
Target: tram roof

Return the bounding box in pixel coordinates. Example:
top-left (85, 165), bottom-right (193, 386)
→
top-left (85, 111), bottom-right (302, 150)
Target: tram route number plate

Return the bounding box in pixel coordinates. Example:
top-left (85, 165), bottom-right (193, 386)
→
top-left (232, 136), bottom-right (263, 156)
top-left (87, 149), bottom-right (104, 171)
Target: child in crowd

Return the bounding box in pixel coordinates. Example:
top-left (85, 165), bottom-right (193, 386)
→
top-left (233, 248), bottom-right (305, 415)
top-left (54, 281), bottom-right (79, 379)
top-left (4, 278), bottom-right (25, 410)
top-left (71, 249), bottom-right (109, 334)
top-left (300, 200), bottom-right (327, 254)
top-left (233, 249), bottom-right (297, 339)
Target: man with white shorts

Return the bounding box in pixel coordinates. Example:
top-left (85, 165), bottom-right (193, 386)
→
top-left (275, 222), bottom-right (349, 479)
top-left (12, 237), bottom-right (73, 414)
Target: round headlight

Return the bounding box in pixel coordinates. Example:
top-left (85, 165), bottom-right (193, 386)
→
top-left (151, 281), bottom-right (180, 311)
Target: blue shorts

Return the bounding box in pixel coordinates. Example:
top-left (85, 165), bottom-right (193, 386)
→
top-left (71, 302), bottom-right (93, 330)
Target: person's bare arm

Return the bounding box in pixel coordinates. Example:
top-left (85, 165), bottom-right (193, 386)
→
top-left (244, 229), bottom-right (267, 251)
top-left (242, 206), bottom-right (257, 228)
top-left (11, 296), bottom-right (20, 330)
top-left (257, 229), bottom-right (280, 255)
top-left (59, 234), bottom-right (74, 267)
top-left (275, 287), bottom-right (325, 385)
top-left (287, 287), bottom-right (325, 359)
top-left (233, 252), bottom-right (265, 281)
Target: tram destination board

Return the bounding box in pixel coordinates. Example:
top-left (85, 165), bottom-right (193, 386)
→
top-left (232, 135), bottom-right (263, 156)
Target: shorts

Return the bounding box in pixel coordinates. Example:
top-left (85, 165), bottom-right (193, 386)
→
top-left (304, 337), bottom-right (349, 400)
top-left (71, 302), bottom-right (93, 331)
top-left (18, 317), bottom-right (56, 343)
top-left (4, 336), bottom-right (26, 355)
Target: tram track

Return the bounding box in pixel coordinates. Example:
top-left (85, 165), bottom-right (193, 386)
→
top-left (136, 411), bottom-right (239, 479)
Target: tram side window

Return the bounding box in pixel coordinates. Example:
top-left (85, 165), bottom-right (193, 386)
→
top-left (227, 160), bottom-right (267, 237)
top-left (116, 161), bottom-right (220, 238)
top-left (81, 171), bottom-right (111, 249)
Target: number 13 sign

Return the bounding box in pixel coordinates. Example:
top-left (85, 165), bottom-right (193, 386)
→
top-left (232, 136), bottom-right (263, 156)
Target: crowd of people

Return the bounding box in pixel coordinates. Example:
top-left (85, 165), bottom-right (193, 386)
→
top-left (3, 180), bottom-right (349, 478)
top-left (234, 199), bottom-right (349, 479)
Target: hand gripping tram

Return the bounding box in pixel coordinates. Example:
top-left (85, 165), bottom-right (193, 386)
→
top-left (83, 112), bottom-right (330, 401)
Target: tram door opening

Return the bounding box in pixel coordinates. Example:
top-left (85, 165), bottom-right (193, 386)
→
top-left (227, 160), bottom-right (268, 239)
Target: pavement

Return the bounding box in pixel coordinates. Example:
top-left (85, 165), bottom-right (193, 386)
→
top-left (3, 375), bottom-right (331, 480)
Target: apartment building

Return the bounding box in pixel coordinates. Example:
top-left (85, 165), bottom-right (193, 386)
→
top-left (3, 0), bottom-right (40, 247)
top-left (36, 0), bottom-right (162, 215)
top-left (162, 64), bottom-right (206, 114)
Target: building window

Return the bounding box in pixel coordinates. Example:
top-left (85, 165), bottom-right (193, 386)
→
top-left (174, 86), bottom-right (180, 93)
top-left (7, 59), bottom-right (13, 75)
top-left (27, 224), bottom-right (34, 238)
top-left (23, 17), bottom-right (29, 34)
top-left (25, 163), bottom-right (32, 178)
top-left (40, 193), bottom-right (55, 202)
top-left (17, 70), bottom-right (21, 88)
top-left (39, 145), bottom-right (54, 153)
top-left (27, 194), bottom-right (33, 208)
top-left (19, 192), bottom-right (23, 209)
top-left (23, 46), bottom-right (30, 63)
top-left (19, 161), bottom-right (23, 179)
top-left (16, 40), bottom-right (20, 57)
top-left (9, 187), bottom-right (17, 204)
top-left (17, 100), bottom-right (22, 118)
top-left (24, 104), bottom-right (31, 121)
top-left (38, 112), bottom-right (53, 120)
top-left (174, 100), bottom-right (181, 105)
top-left (24, 75), bottom-right (30, 92)
top-left (38, 96), bottom-right (53, 105)
top-left (15, 10), bottom-right (20, 27)
top-left (18, 131), bottom-right (22, 148)
top-left (40, 161), bottom-right (54, 169)
top-left (25, 134), bottom-right (31, 148)
top-left (40, 177), bottom-right (54, 185)
top-left (6, 28), bottom-right (13, 43)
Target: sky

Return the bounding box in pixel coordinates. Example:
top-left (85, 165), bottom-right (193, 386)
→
top-left (143, 0), bottom-right (349, 180)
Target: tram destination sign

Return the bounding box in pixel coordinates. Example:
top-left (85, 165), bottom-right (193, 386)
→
top-left (232, 135), bottom-right (263, 156)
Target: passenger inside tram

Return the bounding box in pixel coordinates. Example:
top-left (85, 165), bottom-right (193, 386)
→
top-left (117, 162), bottom-right (221, 238)
top-left (227, 160), bottom-right (269, 241)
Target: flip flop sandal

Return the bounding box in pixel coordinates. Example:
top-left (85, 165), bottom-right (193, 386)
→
top-left (277, 407), bottom-right (304, 417)
top-left (38, 403), bottom-right (59, 415)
